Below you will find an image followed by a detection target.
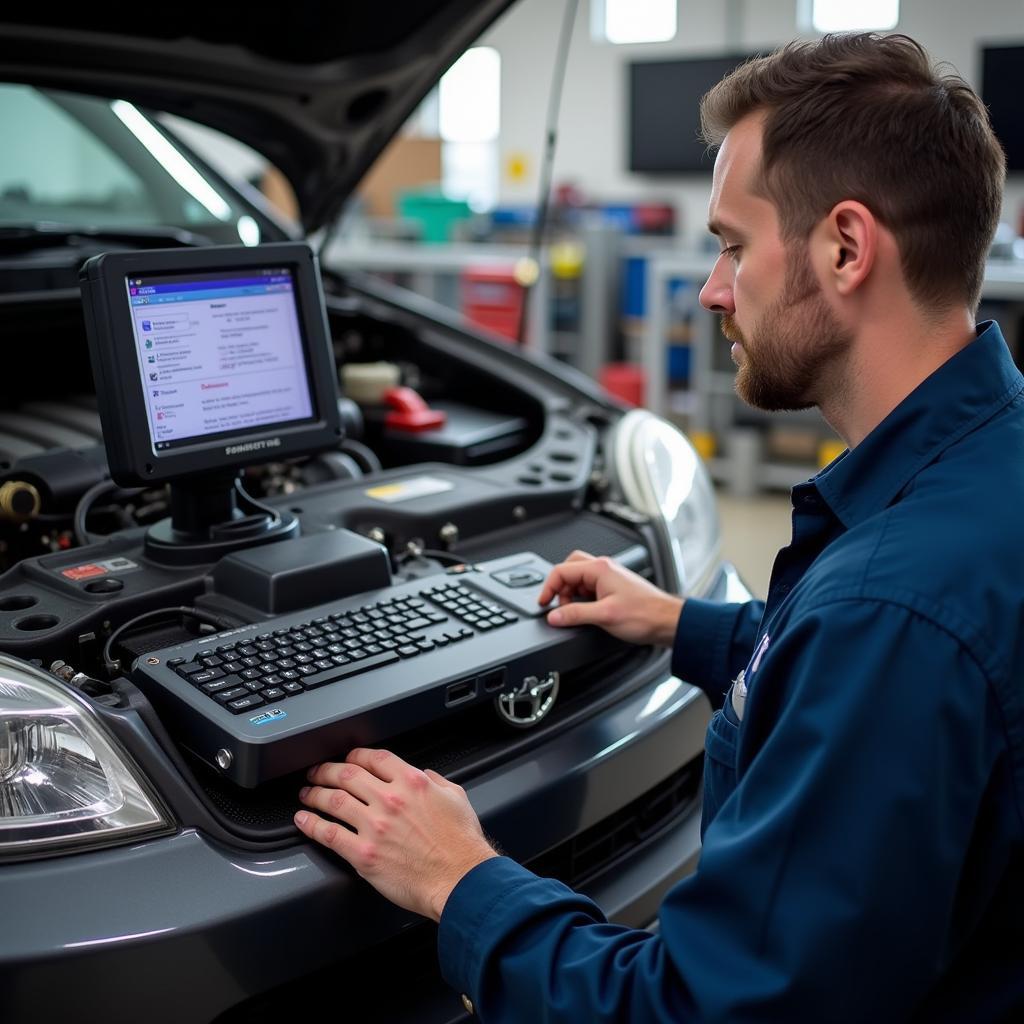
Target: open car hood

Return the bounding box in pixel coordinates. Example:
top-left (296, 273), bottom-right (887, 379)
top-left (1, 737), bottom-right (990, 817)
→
top-left (0, 1), bottom-right (515, 232)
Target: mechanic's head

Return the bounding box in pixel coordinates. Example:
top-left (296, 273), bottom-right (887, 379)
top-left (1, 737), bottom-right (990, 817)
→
top-left (701, 32), bottom-right (1004, 313)
top-left (696, 33), bottom-right (1005, 413)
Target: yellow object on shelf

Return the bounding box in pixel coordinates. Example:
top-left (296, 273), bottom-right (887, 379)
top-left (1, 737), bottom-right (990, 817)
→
top-left (690, 431), bottom-right (717, 461)
top-left (817, 439), bottom-right (847, 468)
top-left (550, 241), bottom-right (584, 279)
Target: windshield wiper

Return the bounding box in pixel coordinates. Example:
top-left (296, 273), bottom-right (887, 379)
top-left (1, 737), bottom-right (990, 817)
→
top-left (0, 223), bottom-right (216, 253)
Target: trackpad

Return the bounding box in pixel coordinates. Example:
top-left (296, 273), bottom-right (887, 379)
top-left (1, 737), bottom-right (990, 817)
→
top-left (464, 553), bottom-right (557, 618)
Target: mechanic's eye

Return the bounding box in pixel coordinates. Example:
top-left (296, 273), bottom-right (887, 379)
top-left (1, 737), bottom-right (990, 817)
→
top-left (719, 245), bottom-right (741, 261)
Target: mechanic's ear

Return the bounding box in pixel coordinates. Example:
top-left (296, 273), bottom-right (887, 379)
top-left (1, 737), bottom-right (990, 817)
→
top-left (825, 201), bottom-right (876, 297)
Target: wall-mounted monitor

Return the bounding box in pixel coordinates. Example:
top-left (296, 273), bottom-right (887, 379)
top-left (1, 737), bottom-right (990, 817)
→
top-left (981, 44), bottom-right (1024, 173)
top-left (628, 54), bottom-right (758, 174)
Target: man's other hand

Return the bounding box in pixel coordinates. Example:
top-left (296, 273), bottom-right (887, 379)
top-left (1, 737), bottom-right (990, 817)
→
top-left (294, 749), bottom-right (498, 922)
top-left (539, 550), bottom-right (683, 647)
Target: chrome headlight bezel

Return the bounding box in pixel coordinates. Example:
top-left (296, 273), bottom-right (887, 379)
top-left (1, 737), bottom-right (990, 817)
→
top-left (0, 655), bottom-right (174, 862)
top-left (607, 409), bottom-right (721, 596)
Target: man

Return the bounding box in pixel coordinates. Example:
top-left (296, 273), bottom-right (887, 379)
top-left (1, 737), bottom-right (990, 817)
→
top-left (294, 33), bottom-right (1023, 1021)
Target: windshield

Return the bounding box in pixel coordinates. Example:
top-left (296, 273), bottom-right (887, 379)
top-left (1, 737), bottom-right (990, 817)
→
top-left (0, 84), bottom-right (260, 245)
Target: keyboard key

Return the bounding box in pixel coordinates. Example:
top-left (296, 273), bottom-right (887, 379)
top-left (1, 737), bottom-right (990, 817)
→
top-left (397, 645), bottom-right (420, 658)
top-left (176, 662), bottom-right (205, 678)
top-left (215, 687), bottom-right (249, 704)
top-left (262, 687), bottom-right (286, 701)
top-left (283, 681), bottom-right (305, 695)
top-left (263, 674), bottom-right (284, 688)
top-left (241, 668), bottom-right (262, 681)
top-left (297, 664), bottom-right (317, 676)
top-left (192, 668), bottom-right (226, 685)
top-left (238, 645), bottom-right (257, 657)
top-left (201, 675), bottom-right (243, 695)
top-left (240, 656), bottom-right (260, 668)
top-left (223, 660), bottom-right (244, 673)
top-left (279, 669), bottom-right (300, 681)
top-left (403, 616), bottom-right (432, 632)
top-left (314, 659), bottom-right (333, 670)
top-left (303, 650), bottom-right (401, 689)
top-left (227, 694), bottom-right (265, 714)
top-left (243, 680), bottom-right (264, 693)
top-left (415, 639), bottom-right (434, 651)
top-left (167, 657), bottom-right (185, 667)
top-left (432, 635), bottom-right (449, 646)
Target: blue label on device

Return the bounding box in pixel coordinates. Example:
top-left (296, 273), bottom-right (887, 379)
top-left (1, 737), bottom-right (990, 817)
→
top-left (250, 708), bottom-right (288, 727)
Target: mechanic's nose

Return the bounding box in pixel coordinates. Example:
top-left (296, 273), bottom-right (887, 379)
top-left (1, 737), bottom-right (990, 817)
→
top-left (699, 259), bottom-right (735, 314)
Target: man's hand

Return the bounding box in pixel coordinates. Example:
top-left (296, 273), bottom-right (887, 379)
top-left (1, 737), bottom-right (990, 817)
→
top-left (539, 550), bottom-right (683, 647)
top-left (294, 748), bottom-right (498, 922)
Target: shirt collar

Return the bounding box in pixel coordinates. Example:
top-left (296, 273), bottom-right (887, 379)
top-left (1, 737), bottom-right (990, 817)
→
top-left (808, 322), bottom-right (1024, 529)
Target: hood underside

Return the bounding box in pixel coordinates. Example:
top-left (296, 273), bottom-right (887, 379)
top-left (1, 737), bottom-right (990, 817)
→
top-left (0, 1), bottom-right (515, 232)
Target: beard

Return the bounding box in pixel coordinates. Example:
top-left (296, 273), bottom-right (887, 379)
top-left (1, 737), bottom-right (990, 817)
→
top-left (722, 245), bottom-right (852, 412)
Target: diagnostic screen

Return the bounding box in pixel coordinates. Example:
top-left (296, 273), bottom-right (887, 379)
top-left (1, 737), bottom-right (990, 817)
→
top-left (125, 267), bottom-right (316, 451)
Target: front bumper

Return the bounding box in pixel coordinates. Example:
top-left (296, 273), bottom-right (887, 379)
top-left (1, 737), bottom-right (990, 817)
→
top-left (4, 562), bottom-right (751, 1024)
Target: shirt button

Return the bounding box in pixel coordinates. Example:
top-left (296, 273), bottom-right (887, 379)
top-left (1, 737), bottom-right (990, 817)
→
top-left (461, 993), bottom-right (475, 1015)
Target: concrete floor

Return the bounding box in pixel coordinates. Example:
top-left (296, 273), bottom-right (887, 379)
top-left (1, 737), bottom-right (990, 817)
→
top-left (715, 490), bottom-right (793, 600)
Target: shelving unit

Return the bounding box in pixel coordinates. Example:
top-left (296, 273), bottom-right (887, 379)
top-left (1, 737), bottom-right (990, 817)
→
top-left (322, 222), bottom-right (627, 378)
top-left (643, 253), bottom-right (1024, 495)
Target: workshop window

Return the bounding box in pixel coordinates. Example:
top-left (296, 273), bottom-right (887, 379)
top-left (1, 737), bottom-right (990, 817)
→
top-left (800, 0), bottom-right (899, 32)
top-left (439, 47), bottom-right (501, 210)
top-left (593, 0), bottom-right (677, 45)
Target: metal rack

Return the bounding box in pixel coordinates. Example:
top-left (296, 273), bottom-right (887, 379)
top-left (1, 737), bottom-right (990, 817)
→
top-left (643, 254), bottom-right (1024, 495)
top-left (322, 222), bottom-right (627, 376)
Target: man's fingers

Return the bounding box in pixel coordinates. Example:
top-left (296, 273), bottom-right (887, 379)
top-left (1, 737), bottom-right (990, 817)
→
top-left (538, 555), bottom-right (600, 606)
top-left (547, 598), bottom-right (605, 629)
top-left (294, 809), bottom-right (361, 862)
top-left (424, 768), bottom-right (458, 790)
top-left (565, 549), bottom-right (593, 562)
top-left (300, 783), bottom-right (370, 827)
top-left (344, 746), bottom-right (404, 782)
top-left (305, 760), bottom-right (387, 803)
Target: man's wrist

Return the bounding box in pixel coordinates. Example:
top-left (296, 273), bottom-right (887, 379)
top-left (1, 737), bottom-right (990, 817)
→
top-left (654, 594), bottom-right (685, 648)
top-left (429, 847), bottom-right (500, 923)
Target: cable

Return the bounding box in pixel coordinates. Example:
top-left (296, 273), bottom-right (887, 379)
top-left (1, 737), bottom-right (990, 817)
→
top-left (73, 480), bottom-right (144, 547)
top-left (340, 438), bottom-right (383, 474)
top-left (396, 547), bottom-right (468, 567)
top-left (232, 478), bottom-right (282, 527)
top-left (516, 0), bottom-right (580, 346)
top-left (102, 605), bottom-right (238, 677)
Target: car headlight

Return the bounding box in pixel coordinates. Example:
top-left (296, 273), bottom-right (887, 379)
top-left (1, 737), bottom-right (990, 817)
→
top-left (607, 409), bottom-right (721, 595)
top-left (0, 655), bottom-right (171, 859)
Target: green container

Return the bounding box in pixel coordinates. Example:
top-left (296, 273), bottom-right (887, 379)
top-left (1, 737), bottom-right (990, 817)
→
top-left (398, 190), bottom-right (472, 244)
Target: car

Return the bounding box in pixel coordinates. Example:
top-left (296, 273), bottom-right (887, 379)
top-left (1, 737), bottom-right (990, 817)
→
top-left (0, 4), bottom-right (750, 1021)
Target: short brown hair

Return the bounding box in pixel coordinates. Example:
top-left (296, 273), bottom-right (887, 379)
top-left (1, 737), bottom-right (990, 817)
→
top-left (700, 33), bottom-right (1005, 311)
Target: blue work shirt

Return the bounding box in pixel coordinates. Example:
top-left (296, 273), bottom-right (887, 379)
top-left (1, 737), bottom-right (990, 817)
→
top-left (437, 321), bottom-right (1024, 1022)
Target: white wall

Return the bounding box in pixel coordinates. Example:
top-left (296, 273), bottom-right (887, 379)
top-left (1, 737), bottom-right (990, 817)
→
top-left (481, 0), bottom-right (1024, 245)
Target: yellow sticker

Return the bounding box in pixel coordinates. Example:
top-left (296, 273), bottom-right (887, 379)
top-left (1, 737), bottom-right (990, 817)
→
top-left (364, 476), bottom-right (454, 504)
top-left (505, 153), bottom-right (530, 182)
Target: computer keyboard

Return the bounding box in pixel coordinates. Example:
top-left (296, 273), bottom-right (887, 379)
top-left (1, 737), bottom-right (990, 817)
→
top-left (131, 552), bottom-right (620, 787)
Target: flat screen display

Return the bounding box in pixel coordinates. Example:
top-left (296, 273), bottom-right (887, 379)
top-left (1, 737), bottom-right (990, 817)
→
top-left (125, 267), bottom-right (316, 451)
top-left (629, 55), bottom-right (757, 173)
top-left (981, 45), bottom-right (1024, 173)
